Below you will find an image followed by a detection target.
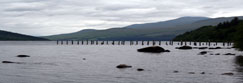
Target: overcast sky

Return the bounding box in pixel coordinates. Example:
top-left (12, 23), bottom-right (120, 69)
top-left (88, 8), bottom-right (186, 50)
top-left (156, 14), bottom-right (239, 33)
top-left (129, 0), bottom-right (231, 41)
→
top-left (0, 0), bottom-right (243, 36)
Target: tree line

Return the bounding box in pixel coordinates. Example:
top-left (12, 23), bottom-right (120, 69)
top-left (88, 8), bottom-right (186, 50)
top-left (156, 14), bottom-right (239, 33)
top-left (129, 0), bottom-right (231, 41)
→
top-left (173, 17), bottom-right (243, 50)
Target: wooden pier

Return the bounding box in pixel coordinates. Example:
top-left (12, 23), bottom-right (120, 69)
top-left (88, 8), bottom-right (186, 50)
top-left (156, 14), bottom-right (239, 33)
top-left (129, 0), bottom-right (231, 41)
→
top-left (56, 40), bottom-right (233, 47)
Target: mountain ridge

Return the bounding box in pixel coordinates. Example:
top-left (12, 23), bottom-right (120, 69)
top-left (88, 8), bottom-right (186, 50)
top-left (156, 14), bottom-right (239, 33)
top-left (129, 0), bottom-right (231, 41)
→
top-left (44, 16), bottom-right (243, 41)
top-left (0, 30), bottom-right (49, 41)
top-left (124, 16), bottom-right (210, 29)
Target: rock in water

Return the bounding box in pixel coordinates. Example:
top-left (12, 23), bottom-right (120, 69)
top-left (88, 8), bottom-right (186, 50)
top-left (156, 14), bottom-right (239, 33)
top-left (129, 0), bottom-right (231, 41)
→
top-left (176, 46), bottom-right (192, 50)
top-left (137, 46), bottom-right (170, 53)
top-left (224, 53), bottom-right (236, 56)
top-left (116, 64), bottom-right (132, 69)
top-left (2, 61), bottom-right (15, 63)
top-left (221, 72), bottom-right (234, 76)
top-left (188, 72), bottom-right (195, 74)
top-left (17, 55), bottom-right (30, 58)
top-left (198, 51), bottom-right (208, 55)
top-left (164, 50), bottom-right (170, 52)
top-left (209, 47), bottom-right (222, 49)
top-left (173, 70), bottom-right (179, 73)
top-left (137, 68), bottom-right (144, 71)
top-left (2, 61), bottom-right (23, 64)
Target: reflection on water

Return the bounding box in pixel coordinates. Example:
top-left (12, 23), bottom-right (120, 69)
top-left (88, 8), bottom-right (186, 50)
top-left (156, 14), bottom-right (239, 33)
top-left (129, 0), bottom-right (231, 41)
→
top-left (234, 56), bottom-right (243, 83)
top-left (235, 56), bottom-right (243, 66)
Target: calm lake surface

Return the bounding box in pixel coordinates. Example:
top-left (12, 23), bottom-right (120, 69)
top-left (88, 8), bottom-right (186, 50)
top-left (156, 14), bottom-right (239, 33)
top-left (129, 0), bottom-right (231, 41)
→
top-left (0, 41), bottom-right (243, 83)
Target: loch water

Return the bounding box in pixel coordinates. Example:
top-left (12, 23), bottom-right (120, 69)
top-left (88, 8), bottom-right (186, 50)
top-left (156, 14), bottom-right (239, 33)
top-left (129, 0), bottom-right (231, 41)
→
top-left (0, 41), bottom-right (242, 83)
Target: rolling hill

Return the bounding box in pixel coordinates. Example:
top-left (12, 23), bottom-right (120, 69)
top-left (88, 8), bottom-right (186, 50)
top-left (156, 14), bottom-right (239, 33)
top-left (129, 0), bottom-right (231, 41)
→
top-left (0, 30), bottom-right (49, 41)
top-left (44, 16), bottom-right (243, 41)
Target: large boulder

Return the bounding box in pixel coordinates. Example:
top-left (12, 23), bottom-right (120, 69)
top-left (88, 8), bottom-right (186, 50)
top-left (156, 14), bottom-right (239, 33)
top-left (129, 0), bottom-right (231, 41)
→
top-left (176, 46), bottom-right (192, 50)
top-left (137, 46), bottom-right (170, 53)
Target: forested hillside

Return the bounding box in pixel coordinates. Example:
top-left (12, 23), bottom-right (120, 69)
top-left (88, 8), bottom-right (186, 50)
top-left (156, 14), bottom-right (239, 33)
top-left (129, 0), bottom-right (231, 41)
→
top-left (174, 17), bottom-right (243, 50)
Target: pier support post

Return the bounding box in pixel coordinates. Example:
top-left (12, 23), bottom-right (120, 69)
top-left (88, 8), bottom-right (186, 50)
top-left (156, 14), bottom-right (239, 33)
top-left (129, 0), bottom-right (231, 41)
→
top-left (118, 41), bottom-right (120, 45)
top-left (66, 40), bottom-right (68, 45)
top-left (130, 41), bottom-right (133, 45)
top-left (227, 42), bottom-right (230, 46)
top-left (208, 41), bottom-right (211, 46)
top-left (96, 41), bottom-right (98, 45)
top-left (112, 41), bottom-right (115, 45)
top-left (61, 41), bottom-right (63, 45)
top-left (194, 42), bottom-right (197, 46)
top-left (152, 41), bottom-right (155, 46)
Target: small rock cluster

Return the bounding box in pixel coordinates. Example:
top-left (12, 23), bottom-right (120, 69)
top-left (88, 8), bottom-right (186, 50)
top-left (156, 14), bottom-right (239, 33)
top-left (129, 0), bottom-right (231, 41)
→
top-left (2, 55), bottom-right (30, 64)
top-left (197, 51), bottom-right (236, 56)
top-left (176, 46), bottom-right (232, 50)
top-left (172, 70), bottom-right (234, 76)
top-left (116, 64), bottom-right (145, 72)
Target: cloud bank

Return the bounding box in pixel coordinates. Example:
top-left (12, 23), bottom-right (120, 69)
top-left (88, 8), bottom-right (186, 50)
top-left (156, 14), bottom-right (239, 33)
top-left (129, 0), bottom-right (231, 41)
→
top-left (0, 0), bottom-right (243, 36)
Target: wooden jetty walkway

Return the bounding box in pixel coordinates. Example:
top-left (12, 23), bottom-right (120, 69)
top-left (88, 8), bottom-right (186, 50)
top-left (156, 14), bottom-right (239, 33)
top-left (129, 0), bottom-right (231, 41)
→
top-left (56, 40), bottom-right (233, 47)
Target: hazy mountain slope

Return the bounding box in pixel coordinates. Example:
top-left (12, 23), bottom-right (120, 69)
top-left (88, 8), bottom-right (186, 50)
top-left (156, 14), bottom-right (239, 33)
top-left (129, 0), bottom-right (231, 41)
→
top-left (44, 16), bottom-right (243, 41)
top-left (125, 16), bottom-right (209, 29)
top-left (0, 30), bottom-right (49, 41)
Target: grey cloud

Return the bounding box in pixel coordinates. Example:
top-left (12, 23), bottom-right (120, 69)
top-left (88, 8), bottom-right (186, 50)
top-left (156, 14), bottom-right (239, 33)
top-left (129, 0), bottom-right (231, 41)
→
top-left (5, 8), bottom-right (43, 12)
top-left (0, 0), bottom-right (242, 36)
